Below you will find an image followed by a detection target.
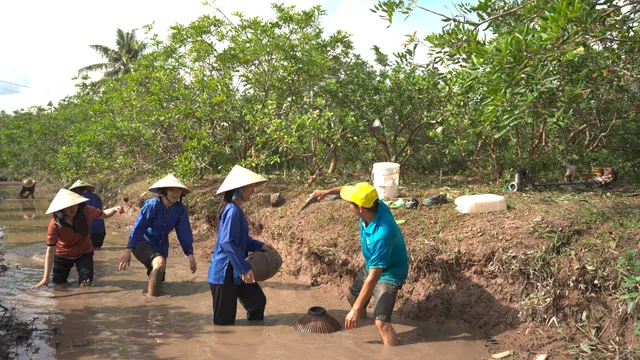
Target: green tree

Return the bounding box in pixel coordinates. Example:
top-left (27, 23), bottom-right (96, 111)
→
top-left (374, 0), bottom-right (640, 181)
top-left (78, 28), bottom-right (147, 79)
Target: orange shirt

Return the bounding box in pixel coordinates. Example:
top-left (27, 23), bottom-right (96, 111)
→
top-left (46, 206), bottom-right (102, 259)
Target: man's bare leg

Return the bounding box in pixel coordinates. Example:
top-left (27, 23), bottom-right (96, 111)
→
top-left (375, 320), bottom-right (399, 346)
top-left (148, 256), bottom-right (166, 296)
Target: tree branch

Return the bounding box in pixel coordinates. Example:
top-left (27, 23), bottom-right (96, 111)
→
top-left (568, 123), bottom-right (589, 142)
top-left (396, 114), bottom-right (445, 160)
top-left (416, 1), bottom-right (529, 31)
top-left (587, 113), bottom-right (617, 152)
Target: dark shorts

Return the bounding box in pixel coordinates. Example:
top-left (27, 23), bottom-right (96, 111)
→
top-left (349, 267), bottom-right (402, 323)
top-left (90, 232), bottom-right (106, 249)
top-left (52, 252), bottom-right (94, 285)
top-left (132, 240), bottom-right (165, 281)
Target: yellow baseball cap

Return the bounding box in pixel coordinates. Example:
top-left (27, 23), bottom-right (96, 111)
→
top-left (340, 182), bottom-right (379, 208)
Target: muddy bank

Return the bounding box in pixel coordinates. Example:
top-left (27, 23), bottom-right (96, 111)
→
top-left (112, 178), bottom-right (640, 358)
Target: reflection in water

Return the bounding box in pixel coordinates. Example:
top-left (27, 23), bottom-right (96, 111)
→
top-left (0, 184), bottom-right (493, 360)
top-left (18, 198), bottom-right (37, 220)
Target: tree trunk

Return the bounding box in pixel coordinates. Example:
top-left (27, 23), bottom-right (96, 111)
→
top-left (327, 146), bottom-right (337, 174)
top-left (515, 126), bottom-right (524, 167)
top-left (488, 140), bottom-right (500, 182)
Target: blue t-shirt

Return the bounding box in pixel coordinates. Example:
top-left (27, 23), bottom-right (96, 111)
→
top-left (82, 191), bottom-right (105, 233)
top-left (360, 200), bottom-right (408, 286)
top-left (127, 197), bottom-right (194, 258)
top-left (207, 202), bottom-right (264, 285)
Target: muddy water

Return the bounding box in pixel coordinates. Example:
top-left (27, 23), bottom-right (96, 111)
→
top-left (0, 184), bottom-right (491, 359)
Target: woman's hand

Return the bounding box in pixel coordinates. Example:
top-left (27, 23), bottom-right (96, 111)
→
top-left (107, 206), bottom-right (124, 215)
top-left (101, 206), bottom-right (125, 219)
top-left (242, 269), bottom-right (256, 284)
top-left (187, 254), bottom-right (197, 273)
top-left (32, 277), bottom-right (49, 290)
top-left (118, 249), bottom-right (132, 270)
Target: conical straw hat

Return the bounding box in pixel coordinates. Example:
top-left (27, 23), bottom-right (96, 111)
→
top-left (46, 189), bottom-right (89, 214)
top-left (69, 180), bottom-right (96, 193)
top-left (216, 165), bottom-right (268, 195)
top-left (23, 179), bottom-right (35, 187)
top-left (148, 174), bottom-right (191, 195)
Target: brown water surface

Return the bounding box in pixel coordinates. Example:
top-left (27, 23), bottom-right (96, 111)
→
top-left (0, 183), bottom-right (491, 359)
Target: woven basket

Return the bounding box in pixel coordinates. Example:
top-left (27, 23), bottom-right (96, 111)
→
top-left (293, 306), bottom-right (342, 334)
top-left (246, 248), bottom-right (282, 282)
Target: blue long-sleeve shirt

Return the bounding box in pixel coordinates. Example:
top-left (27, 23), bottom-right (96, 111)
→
top-left (82, 191), bottom-right (105, 234)
top-left (127, 197), bottom-right (194, 258)
top-left (207, 202), bottom-right (264, 285)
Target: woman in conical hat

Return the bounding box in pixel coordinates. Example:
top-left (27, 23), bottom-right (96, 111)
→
top-left (70, 180), bottom-right (106, 249)
top-left (207, 165), bottom-right (275, 325)
top-left (118, 174), bottom-right (197, 297)
top-left (32, 189), bottom-right (124, 289)
top-left (18, 178), bottom-right (36, 199)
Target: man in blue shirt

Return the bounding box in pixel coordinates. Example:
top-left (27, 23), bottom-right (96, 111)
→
top-left (313, 182), bottom-right (408, 346)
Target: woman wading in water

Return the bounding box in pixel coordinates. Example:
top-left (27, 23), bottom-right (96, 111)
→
top-left (33, 189), bottom-right (123, 289)
top-left (207, 165), bottom-right (275, 325)
top-left (118, 174), bottom-right (197, 296)
top-left (69, 180), bottom-right (107, 249)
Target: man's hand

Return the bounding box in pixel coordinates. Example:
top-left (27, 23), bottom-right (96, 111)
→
top-left (311, 189), bottom-right (328, 202)
top-left (118, 249), bottom-right (132, 270)
top-left (187, 254), bottom-right (197, 273)
top-left (242, 269), bottom-right (256, 284)
top-left (345, 308), bottom-right (359, 330)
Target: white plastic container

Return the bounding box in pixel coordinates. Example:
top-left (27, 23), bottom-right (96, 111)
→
top-left (372, 162), bottom-right (400, 200)
top-left (454, 194), bottom-right (507, 214)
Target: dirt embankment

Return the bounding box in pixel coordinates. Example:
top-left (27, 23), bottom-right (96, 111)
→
top-left (112, 178), bottom-right (640, 358)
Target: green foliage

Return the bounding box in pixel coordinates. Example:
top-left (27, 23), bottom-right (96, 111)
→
top-left (375, 0), bottom-right (640, 181)
top-left (618, 250), bottom-right (640, 315)
top-left (1, 2), bottom-right (639, 185)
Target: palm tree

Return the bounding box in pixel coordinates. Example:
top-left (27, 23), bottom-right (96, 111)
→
top-left (78, 28), bottom-right (147, 79)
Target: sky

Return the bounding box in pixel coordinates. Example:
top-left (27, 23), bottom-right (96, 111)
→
top-left (0, 0), bottom-right (465, 112)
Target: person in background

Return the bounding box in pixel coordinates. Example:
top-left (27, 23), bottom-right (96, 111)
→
top-left (69, 180), bottom-right (107, 249)
top-left (312, 183), bottom-right (408, 346)
top-left (18, 178), bottom-right (36, 199)
top-left (32, 189), bottom-right (123, 289)
top-left (207, 165), bottom-right (275, 325)
top-left (117, 174), bottom-right (197, 297)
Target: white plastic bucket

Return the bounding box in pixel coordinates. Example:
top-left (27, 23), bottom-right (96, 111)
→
top-left (371, 162), bottom-right (400, 200)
